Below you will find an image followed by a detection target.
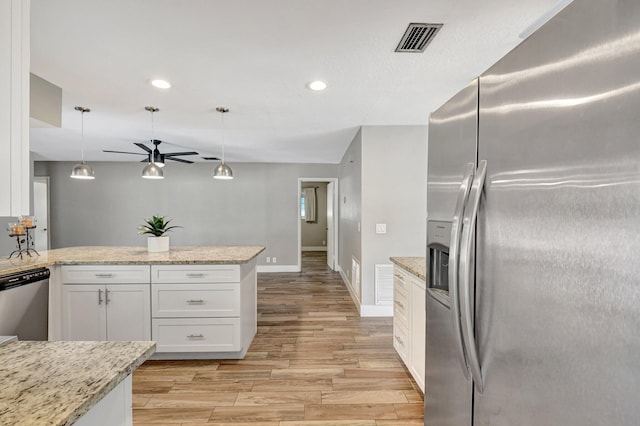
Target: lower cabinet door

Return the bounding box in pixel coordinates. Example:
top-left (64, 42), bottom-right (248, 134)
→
top-left (106, 284), bottom-right (151, 341)
top-left (62, 285), bottom-right (107, 341)
top-left (152, 318), bottom-right (241, 352)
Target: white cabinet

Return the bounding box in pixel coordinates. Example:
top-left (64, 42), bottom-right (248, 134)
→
top-left (61, 266), bottom-right (151, 341)
top-left (393, 265), bottom-right (426, 392)
top-left (150, 263), bottom-right (256, 358)
top-left (0, 0), bottom-right (29, 216)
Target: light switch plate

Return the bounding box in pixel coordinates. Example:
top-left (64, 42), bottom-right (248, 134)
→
top-left (376, 223), bottom-right (387, 234)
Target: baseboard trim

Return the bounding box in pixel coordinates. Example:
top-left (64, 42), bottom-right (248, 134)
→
top-left (302, 246), bottom-right (327, 252)
top-left (360, 304), bottom-right (393, 317)
top-left (338, 265), bottom-right (361, 315)
top-left (257, 265), bottom-right (300, 273)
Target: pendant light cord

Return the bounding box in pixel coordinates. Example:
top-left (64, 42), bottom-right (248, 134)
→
top-left (221, 111), bottom-right (225, 163)
top-left (80, 110), bottom-right (85, 163)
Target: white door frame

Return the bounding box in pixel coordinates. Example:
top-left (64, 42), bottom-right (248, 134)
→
top-left (297, 178), bottom-right (339, 272)
top-left (33, 176), bottom-right (50, 251)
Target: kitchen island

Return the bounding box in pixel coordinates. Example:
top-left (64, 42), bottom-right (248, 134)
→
top-left (0, 246), bottom-right (265, 360)
top-left (0, 340), bottom-right (155, 426)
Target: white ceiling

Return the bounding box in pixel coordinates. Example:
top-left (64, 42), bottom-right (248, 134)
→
top-left (30, 0), bottom-right (560, 164)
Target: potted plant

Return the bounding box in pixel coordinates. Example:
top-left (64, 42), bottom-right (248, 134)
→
top-left (139, 215), bottom-right (181, 253)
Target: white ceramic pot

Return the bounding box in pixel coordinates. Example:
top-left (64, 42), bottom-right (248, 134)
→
top-left (147, 236), bottom-right (170, 253)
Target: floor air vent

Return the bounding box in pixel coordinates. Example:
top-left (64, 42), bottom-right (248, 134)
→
top-left (395, 23), bottom-right (442, 53)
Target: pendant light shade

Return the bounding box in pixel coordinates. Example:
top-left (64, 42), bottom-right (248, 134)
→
top-left (213, 107), bottom-right (234, 180)
top-left (142, 161), bottom-right (164, 179)
top-left (70, 162), bottom-right (95, 179)
top-left (213, 162), bottom-right (233, 179)
top-left (70, 106), bottom-right (95, 180)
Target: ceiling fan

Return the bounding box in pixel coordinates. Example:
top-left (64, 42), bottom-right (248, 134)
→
top-left (103, 106), bottom-right (202, 166)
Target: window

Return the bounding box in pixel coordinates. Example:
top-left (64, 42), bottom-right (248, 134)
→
top-left (300, 194), bottom-right (306, 219)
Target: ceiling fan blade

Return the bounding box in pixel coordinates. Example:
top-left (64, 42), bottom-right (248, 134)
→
top-left (166, 157), bottom-right (194, 164)
top-left (202, 156), bottom-right (220, 161)
top-left (134, 142), bottom-right (153, 153)
top-left (103, 150), bottom-right (148, 155)
top-left (164, 151), bottom-right (199, 157)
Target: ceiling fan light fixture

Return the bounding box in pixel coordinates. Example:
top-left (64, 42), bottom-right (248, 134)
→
top-left (307, 80), bottom-right (327, 91)
top-left (142, 162), bottom-right (164, 179)
top-left (70, 106), bottom-right (95, 180)
top-left (151, 79), bottom-right (171, 89)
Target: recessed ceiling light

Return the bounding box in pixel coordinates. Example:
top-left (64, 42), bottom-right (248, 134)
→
top-left (151, 79), bottom-right (171, 89)
top-left (307, 80), bottom-right (327, 91)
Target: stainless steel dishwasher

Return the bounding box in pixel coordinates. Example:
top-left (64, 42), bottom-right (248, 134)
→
top-left (0, 267), bottom-right (50, 340)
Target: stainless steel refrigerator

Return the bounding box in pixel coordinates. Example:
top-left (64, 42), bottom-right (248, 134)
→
top-left (425, 0), bottom-right (640, 425)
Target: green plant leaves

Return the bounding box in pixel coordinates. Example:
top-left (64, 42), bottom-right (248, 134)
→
top-left (138, 215), bottom-right (182, 237)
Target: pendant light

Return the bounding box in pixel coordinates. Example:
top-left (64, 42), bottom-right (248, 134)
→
top-left (70, 106), bottom-right (95, 179)
top-left (213, 107), bottom-right (233, 180)
top-left (142, 106), bottom-right (164, 179)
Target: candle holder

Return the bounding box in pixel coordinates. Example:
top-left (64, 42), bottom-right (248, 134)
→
top-left (7, 217), bottom-right (40, 259)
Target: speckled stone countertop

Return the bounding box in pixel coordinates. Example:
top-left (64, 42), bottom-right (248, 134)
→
top-left (0, 245), bottom-right (265, 275)
top-left (390, 256), bottom-right (427, 281)
top-left (0, 340), bottom-right (155, 426)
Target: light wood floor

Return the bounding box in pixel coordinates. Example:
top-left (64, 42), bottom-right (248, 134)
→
top-left (133, 251), bottom-right (424, 425)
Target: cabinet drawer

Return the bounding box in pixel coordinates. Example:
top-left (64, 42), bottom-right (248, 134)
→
top-left (61, 265), bottom-right (150, 284)
top-left (394, 269), bottom-right (409, 293)
top-left (394, 285), bottom-right (409, 326)
top-left (152, 318), bottom-right (241, 352)
top-left (393, 320), bottom-right (409, 364)
top-left (152, 283), bottom-right (240, 318)
top-left (151, 265), bottom-right (240, 283)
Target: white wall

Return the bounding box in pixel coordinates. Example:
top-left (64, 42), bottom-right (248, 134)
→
top-left (35, 161), bottom-right (338, 268)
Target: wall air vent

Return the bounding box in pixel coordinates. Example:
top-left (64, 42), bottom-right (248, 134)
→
top-left (395, 23), bottom-right (443, 53)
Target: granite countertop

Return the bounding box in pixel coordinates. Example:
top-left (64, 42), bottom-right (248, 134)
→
top-left (0, 245), bottom-right (266, 275)
top-left (0, 340), bottom-right (155, 426)
top-left (390, 256), bottom-right (427, 281)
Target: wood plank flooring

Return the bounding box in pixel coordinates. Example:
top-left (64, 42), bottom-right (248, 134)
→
top-left (133, 251), bottom-right (424, 425)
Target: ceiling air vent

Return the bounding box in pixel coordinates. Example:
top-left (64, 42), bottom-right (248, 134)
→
top-left (395, 23), bottom-right (442, 53)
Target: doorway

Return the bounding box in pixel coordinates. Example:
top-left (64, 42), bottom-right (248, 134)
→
top-left (297, 178), bottom-right (338, 272)
top-left (33, 177), bottom-right (50, 251)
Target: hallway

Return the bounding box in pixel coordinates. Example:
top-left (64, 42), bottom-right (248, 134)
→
top-left (132, 252), bottom-right (423, 425)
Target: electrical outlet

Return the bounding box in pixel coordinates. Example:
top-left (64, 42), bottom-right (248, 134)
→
top-left (266, 257), bottom-right (271, 263)
top-left (272, 257), bottom-right (276, 263)
top-left (376, 223), bottom-right (387, 234)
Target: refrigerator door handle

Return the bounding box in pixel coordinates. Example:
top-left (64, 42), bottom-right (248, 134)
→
top-left (449, 162), bottom-right (475, 379)
top-left (460, 159), bottom-right (487, 393)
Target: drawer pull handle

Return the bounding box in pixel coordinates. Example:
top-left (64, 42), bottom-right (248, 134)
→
top-left (395, 335), bottom-right (404, 345)
top-left (187, 334), bottom-right (204, 339)
top-left (186, 273), bottom-right (205, 278)
top-left (95, 273), bottom-right (114, 278)
top-left (394, 301), bottom-right (405, 309)
top-left (187, 299), bottom-right (204, 304)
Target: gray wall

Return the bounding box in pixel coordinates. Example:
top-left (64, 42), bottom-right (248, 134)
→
top-left (301, 182), bottom-right (328, 248)
top-left (337, 125), bottom-right (428, 310)
top-left (360, 125), bottom-right (428, 305)
top-left (35, 161), bottom-right (338, 266)
top-left (338, 129), bottom-right (362, 292)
